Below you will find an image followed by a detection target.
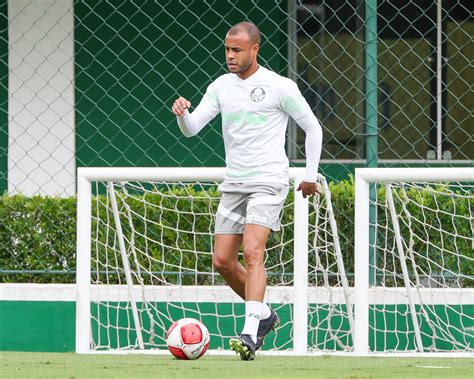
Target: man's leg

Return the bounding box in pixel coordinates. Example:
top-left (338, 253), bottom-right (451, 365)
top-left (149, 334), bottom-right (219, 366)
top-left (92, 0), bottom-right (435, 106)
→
top-left (242, 224), bottom-right (271, 302)
top-left (213, 234), bottom-right (246, 299)
top-left (213, 232), bottom-right (273, 316)
top-left (242, 183), bottom-right (287, 345)
top-left (241, 223), bottom-right (271, 341)
top-left (229, 224), bottom-right (271, 360)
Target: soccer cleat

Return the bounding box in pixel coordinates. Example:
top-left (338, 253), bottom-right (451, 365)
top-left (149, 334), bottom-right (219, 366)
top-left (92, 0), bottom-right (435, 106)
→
top-left (256, 308), bottom-right (280, 349)
top-left (229, 334), bottom-right (257, 361)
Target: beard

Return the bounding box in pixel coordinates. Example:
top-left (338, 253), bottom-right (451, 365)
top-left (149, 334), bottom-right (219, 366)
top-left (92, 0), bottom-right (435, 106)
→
top-left (227, 58), bottom-right (252, 74)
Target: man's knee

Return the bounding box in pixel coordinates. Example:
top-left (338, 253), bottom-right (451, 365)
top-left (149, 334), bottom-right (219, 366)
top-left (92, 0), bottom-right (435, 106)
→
top-left (242, 243), bottom-right (265, 269)
top-left (212, 254), bottom-right (235, 274)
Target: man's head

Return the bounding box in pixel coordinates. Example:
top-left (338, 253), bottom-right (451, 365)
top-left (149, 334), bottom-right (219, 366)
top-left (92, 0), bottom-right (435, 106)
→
top-left (224, 21), bottom-right (261, 79)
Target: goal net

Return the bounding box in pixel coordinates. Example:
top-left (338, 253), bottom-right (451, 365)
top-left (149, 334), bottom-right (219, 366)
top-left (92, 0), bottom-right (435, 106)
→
top-left (354, 168), bottom-right (473, 355)
top-left (76, 167), bottom-right (353, 354)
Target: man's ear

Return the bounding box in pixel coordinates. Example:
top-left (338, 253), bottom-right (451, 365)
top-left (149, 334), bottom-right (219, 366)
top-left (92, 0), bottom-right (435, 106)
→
top-left (252, 43), bottom-right (259, 56)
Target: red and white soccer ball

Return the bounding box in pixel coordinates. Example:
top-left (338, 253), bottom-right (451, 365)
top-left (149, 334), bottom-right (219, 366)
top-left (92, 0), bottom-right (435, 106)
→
top-left (166, 318), bottom-right (210, 360)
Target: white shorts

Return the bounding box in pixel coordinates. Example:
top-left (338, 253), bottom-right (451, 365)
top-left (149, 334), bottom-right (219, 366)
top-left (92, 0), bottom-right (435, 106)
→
top-left (215, 182), bottom-right (289, 234)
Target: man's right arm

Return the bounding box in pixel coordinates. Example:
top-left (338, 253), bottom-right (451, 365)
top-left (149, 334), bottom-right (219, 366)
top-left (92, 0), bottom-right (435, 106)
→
top-left (171, 96), bottom-right (205, 137)
top-left (171, 83), bottom-right (221, 137)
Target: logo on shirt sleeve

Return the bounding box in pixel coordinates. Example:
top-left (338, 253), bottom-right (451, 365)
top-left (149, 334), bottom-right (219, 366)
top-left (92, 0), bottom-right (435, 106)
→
top-left (250, 87), bottom-right (265, 102)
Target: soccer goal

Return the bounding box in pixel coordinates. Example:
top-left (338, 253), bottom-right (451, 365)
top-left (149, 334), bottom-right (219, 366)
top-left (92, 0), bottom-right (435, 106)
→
top-left (75, 167), bottom-right (354, 355)
top-left (354, 167), bottom-right (474, 356)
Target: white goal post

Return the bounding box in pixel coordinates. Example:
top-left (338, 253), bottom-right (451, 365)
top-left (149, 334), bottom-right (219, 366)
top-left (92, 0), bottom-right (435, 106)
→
top-left (76, 167), bottom-right (353, 355)
top-left (354, 167), bottom-right (474, 357)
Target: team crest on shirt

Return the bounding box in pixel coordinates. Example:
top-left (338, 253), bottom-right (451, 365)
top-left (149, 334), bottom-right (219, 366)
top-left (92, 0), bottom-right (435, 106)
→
top-left (250, 87), bottom-right (265, 102)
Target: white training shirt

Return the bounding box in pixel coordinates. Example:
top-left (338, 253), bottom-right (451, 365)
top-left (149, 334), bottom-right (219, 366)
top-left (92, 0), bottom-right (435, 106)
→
top-left (177, 66), bottom-right (322, 184)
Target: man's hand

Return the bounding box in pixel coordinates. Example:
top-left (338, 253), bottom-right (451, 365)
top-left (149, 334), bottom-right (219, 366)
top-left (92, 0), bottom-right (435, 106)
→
top-left (296, 181), bottom-right (322, 198)
top-left (171, 97), bottom-right (191, 117)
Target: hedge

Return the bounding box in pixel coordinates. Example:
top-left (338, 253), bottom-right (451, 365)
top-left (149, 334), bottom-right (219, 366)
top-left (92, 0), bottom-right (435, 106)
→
top-left (0, 180), bottom-right (472, 286)
top-left (0, 194), bottom-right (76, 283)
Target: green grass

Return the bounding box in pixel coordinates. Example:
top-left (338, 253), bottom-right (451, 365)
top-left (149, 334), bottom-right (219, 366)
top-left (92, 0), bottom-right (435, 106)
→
top-left (0, 352), bottom-right (473, 379)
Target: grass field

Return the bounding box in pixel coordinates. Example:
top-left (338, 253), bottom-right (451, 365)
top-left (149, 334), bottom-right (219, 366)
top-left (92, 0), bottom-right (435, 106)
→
top-left (0, 352), bottom-right (473, 379)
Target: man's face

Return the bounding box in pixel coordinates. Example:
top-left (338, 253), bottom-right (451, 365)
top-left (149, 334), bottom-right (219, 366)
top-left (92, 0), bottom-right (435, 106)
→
top-left (224, 32), bottom-right (258, 76)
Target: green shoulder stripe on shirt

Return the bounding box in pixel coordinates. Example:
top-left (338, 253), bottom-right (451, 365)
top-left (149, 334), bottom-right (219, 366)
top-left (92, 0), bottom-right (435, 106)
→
top-left (280, 95), bottom-right (304, 115)
top-left (204, 91), bottom-right (219, 105)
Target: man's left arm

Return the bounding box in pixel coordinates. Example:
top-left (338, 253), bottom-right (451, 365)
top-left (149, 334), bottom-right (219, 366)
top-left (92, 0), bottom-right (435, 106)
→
top-left (278, 79), bottom-right (323, 198)
top-left (294, 111), bottom-right (323, 198)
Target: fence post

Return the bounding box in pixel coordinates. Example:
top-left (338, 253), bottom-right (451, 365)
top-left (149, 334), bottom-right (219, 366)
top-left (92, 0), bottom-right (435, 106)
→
top-left (365, 0), bottom-right (378, 286)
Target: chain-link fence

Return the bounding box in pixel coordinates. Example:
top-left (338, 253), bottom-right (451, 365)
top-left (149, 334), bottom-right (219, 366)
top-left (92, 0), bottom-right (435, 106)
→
top-left (0, 0), bottom-right (472, 280)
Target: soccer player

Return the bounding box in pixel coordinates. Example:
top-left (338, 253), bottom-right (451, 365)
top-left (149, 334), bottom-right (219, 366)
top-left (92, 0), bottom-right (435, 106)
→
top-left (171, 21), bottom-right (323, 360)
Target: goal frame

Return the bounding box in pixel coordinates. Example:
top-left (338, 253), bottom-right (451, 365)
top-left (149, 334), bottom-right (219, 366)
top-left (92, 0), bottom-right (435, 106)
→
top-left (76, 166), bottom-right (473, 357)
top-left (354, 167), bottom-right (474, 357)
top-left (76, 167), bottom-right (340, 355)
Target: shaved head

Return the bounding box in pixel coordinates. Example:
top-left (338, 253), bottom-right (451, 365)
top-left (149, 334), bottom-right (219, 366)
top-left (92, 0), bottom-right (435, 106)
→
top-left (227, 21), bottom-right (261, 45)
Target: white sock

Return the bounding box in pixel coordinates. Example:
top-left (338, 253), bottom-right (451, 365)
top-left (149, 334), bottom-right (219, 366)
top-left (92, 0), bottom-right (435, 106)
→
top-left (241, 301), bottom-right (262, 343)
top-left (260, 303), bottom-right (271, 320)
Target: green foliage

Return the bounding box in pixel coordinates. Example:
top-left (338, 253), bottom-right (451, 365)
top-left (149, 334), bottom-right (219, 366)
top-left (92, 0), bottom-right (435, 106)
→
top-left (91, 185), bottom-right (220, 286)
top-left (327, 177), bottom-right (356, 265)
top-left (0, 181), bottom-right (472, 286)
top-left (0, 194), bottom-right (76, 283)
top-left (375, 184), bottom-right (474, 287)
